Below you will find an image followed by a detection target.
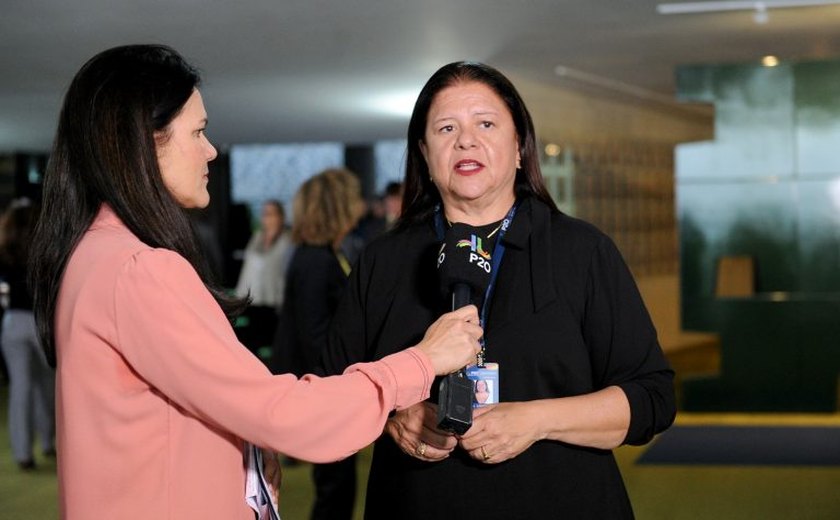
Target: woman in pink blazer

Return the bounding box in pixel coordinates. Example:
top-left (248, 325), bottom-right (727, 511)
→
top-left (27, 44), bottom-right (482, 519)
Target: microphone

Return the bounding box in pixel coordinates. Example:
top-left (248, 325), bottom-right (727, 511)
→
top-left (435, 222), bottom-right (493, 434)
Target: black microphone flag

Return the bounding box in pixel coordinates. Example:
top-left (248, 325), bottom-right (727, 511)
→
top-left (437, 222), bottom-right (493, 310)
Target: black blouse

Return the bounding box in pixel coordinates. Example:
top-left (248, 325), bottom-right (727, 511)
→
top-left (320, 196), bottom-right (676, 519)
top-left (276, 244), bottom-right (347, 377)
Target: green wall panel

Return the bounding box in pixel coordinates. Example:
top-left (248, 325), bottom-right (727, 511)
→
top-left (676, 64), bottom-right (795, 180)
top-left (795, 61), bottom-right (840, 176)
top-left (676, 59), bottom-right (840, 411)
top-left (797, 179), bottom-right (840, 292)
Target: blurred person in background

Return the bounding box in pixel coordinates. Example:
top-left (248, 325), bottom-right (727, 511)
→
top-left (0, 198), bottom-right (55, 471)
top-left (355, 181), bottom-right (404, 244)
top-left (235, 199), bottom-right (294, 361)
top-left (235, 200), bottom-right (293, 308)
top-left (276, 167), bottom-right (365, 520)
top-left (381, 181), bottom-right (404, 231)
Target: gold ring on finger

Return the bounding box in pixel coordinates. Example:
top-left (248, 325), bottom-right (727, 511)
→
top-left (415, 442), bottom-right (427, 457)
top-left (481, 445), bottom-right (490, 461)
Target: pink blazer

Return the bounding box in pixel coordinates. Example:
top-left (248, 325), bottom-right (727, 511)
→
top-left (54, 205), bottom-right (433, 519)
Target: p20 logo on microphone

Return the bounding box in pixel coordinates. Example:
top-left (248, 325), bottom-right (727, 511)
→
top-left (457, 235), bottom-right (492, 273)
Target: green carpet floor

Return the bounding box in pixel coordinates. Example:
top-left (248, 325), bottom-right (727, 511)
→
top-left (2, 383), bottom-right (840, 519)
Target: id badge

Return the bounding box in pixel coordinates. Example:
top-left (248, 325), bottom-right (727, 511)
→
top-left (466, 363), bottom-right (499, 408)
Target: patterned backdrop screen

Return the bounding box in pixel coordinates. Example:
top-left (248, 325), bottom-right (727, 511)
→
top-left (373, 139), bottom-right (407, 194)
top-left (230, 142), bottom-right (344, 225)
top-left (230, 140), bottom-right (412, 226)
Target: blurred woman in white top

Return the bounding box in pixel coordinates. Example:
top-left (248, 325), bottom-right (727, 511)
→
top-left (235, 199), bottom-right (294, 308)
top-left (234, 200), bottom-right (294, 362)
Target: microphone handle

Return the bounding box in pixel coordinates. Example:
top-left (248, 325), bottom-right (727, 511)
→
top-left (450, 282), bottom-right (472, 377)
top-left (438, 283), bottom-right (475, 434)
top-left (451, 282), bottom-right (472, 311)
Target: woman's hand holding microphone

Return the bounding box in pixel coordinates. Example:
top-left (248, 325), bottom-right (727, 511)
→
top-left (414, 305), bottom-right (482, 376)
top-left (389, 305), bottom-right (482, 461)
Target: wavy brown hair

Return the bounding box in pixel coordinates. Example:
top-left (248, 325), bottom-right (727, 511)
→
top-left (291, 168), bottom-right (363, 247)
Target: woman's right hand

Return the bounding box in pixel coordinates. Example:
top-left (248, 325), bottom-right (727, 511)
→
top-left (415, 305), bottom-right (482, 375)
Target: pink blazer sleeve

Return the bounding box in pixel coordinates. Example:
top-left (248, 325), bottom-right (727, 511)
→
top-left (112, 248), bottom-right (432, 462)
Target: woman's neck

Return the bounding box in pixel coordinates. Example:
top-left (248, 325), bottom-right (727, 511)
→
top-left (442, 193), bottom-right (516, 226)
top-left (262, 229), bottom-right (279, 248)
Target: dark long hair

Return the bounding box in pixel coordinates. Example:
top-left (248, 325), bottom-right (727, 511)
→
top-left (396, 61), bottom-right (557, 230)
top-left (28, 44), bottom-right (247, 366)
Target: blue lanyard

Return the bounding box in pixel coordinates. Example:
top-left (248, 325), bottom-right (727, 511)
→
top-left (434, 202), bottom-right (519, 365)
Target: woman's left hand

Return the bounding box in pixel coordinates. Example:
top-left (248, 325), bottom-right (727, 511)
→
top-left (458, 402), bottom-right (542, 464)
top-left (385, 401), bottom-right (457, 461)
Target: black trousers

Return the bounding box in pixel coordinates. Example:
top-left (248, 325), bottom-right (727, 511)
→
top-left (311, 455), bottom-right (357, 520)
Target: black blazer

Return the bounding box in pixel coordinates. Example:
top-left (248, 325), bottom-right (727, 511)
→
top-left (275, 244), bottom-right (346, 377)
top-left (321, 196), bottom-right (675, 519)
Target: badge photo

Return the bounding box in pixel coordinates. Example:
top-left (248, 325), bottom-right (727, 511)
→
top-left (466, 363), bottom-right (499, 408)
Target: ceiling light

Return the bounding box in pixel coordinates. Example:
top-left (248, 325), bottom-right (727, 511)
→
top-left (544, 143), bottom-right (562, 157)
top-left (657, 1), bottom-right (840, 25)
top-left (657, 1), bottom-right (840, 17)
top-left (367, 91), bottom-right (418, 118)
top-left (762, 55), bottom-right (780, 66)
top-left (753, 3), bottom-right (770, 22)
